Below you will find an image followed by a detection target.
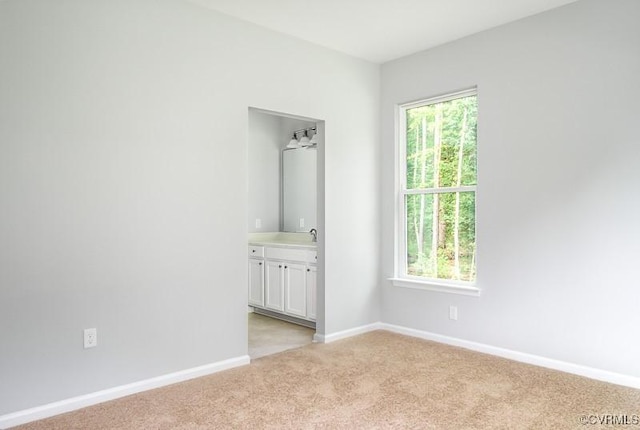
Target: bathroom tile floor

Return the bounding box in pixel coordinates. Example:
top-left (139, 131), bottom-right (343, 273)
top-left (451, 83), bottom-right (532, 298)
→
top-left (248, 312), bottom-right (315, 359)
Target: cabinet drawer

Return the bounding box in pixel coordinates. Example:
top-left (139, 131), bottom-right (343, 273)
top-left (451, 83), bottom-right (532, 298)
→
top-left (248, 245), bottom-right (264, 258)
top-left (266, 246), bottom-right (316, 263)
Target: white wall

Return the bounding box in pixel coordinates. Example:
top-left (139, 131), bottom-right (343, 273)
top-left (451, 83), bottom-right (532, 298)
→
top-left (381, 0), bottom-right (640, 378)
top-left (247, 110), bottom-right (281, 233)
top-left (0, 0), bottom-right (380, 415)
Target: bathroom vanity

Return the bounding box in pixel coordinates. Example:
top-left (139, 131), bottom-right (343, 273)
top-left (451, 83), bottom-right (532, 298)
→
top-left (248, 233), bottom-right (317, 327)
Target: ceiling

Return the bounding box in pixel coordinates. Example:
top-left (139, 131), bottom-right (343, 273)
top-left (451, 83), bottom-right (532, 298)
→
top-left (189, 0), bottom-right (578, 63)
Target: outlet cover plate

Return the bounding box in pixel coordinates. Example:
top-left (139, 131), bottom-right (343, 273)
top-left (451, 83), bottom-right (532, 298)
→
top-left (449, 306), bottom-right (458, 321)
top-left (84, 328), bottom-right (97, 349)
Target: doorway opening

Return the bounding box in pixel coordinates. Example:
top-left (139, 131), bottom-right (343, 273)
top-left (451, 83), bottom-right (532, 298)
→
top-left (247, 107), bottom-right (324, 360)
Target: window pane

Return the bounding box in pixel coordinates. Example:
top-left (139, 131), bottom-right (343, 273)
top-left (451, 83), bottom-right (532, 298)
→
top-left (405, 192), bottom-right (476, 282)
top-left (405, 95), bottom-right (477, 189)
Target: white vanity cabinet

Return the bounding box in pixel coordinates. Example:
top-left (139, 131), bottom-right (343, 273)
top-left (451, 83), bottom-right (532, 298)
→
top-left (284, 262), bottom-right (307, 318)
top-left (248, 246), bottom-right (265, 307)
top-left (265, 260), bottom-right (284, 312)
top-left (305, 265), bottom-right (317, 320)
top-left (248, 244), bottom-right (316, 322)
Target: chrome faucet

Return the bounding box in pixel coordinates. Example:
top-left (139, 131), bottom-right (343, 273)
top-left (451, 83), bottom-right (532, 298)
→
top-left (309, 228), bottom-right (317, 242)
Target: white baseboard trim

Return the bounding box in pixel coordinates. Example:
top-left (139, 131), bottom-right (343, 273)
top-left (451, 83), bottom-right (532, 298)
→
top-left (4, 324), bottom-right (638, 428)
top-left (313, 322), bottom-right (382, 344)
top-left (380, 323), bottom-right (640, 390)
top-left (0, 355), bottom-right (250, 429)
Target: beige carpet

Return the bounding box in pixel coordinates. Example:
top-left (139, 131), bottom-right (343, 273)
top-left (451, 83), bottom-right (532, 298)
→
top-left (14, 331), bottom-right (640, 429)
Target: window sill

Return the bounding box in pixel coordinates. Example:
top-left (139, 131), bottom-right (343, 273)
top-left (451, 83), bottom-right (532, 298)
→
top-left (389, 277), bottom-right (481, 297)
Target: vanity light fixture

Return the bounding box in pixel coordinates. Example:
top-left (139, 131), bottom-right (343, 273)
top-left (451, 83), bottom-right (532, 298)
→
top-left (286, 127), bottom-right (317, 149)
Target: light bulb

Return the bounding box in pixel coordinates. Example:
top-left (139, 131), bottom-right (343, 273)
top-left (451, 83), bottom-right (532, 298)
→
top-left (299, 130), bottom-right (310, 146)
top-left (286, 133), bottom-right (299, 149)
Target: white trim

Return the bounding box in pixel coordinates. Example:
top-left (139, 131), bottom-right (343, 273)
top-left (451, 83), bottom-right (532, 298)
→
top-left (6, 324), bottom-right (639, 428)
top-left (0, 355), bottom-right (250, 429)
top-left (404, 186), bottom-right (476, 195)
top-left (389, 277), bottom-right (481, 297)
top-left (393, 103), bottom-right (402, 279)
top-left (394, 103), bottom-right (406, 279)
top-left (380, 323), bottom-right (640, 390)
top-left (401, 88), bottom-right (478, 110)
top-left (313, 322), bottom-right (382, 344)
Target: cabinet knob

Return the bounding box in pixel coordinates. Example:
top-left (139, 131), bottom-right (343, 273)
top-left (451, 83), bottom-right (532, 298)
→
top-left (307, 268), bottom-right (310, 272)
top-left (279, 265), bottom-right (282, 268)
top-left (259, 262), bottom-right (262, 266)
top-left (284, 266), bottom-right (288, 269)
top-left (252, 250), bottom-right (256, 253)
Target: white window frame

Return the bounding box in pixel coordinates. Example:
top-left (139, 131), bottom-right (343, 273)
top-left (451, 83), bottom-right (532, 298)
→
top-left (390, 88), bottom-right (480, 297)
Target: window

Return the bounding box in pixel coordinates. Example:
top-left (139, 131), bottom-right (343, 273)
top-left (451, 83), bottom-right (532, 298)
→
top-left (393, 89), bottom-right (478, 295)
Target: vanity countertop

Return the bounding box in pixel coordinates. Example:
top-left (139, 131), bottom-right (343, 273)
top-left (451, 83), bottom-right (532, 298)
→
top-left (248, 232), bottom-right (317, 249)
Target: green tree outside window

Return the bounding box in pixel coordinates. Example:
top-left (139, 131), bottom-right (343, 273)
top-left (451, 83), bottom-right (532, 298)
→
top-left (402, 92), bottom-right (477, 282)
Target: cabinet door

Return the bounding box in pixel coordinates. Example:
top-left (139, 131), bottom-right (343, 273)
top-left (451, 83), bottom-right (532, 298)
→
top-left (284, 263), bottom-right (306, 318)
top-left (305, 265), bottom-right (317, 321)
top-left (248, 258), bottom-right (264, 307)
top-left (265, 260), bottom-right (284, 312)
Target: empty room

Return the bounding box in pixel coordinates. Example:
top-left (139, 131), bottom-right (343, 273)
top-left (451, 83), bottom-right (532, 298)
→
top-left (1, 0), bottom-right (639, 428)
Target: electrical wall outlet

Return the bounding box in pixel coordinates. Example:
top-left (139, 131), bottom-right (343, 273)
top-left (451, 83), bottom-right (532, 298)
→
top-left (299, 218), bottom-right (305, 228)
top-left (84, 328), bottom-right (97, 349)
top-left (449, 306), bottom-right (458, 321)
top-left (255, 218), bottom-right (261, 229)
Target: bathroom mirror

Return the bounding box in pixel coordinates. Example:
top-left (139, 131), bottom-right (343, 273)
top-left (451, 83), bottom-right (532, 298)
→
top-left (282, 148), bottom-right (317, 232)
